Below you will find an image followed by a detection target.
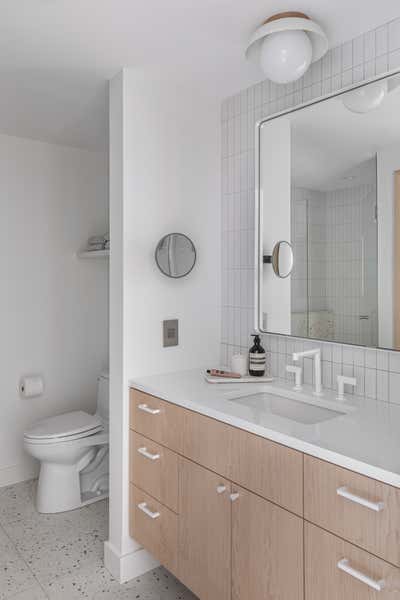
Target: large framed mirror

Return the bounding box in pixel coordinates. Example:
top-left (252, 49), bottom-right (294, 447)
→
top-left (256, 71), bottom-right (400, 350)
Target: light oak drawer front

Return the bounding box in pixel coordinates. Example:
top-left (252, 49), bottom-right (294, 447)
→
top-left (305, 523), bottom-right (400, 599)
top-left (130, 389), bottom-right (184, 453)
top-left (183, 410), bottom-right (303, 515)
top-left (130, 431), bottom-right (178, 512)
top-left (304, 456), bottom-right (400, 566)
top-left (130, 484), bottom-right (178, 576)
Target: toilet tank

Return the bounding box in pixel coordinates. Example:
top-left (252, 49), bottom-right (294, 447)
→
top-left (96, 371), bottom-right (109, 426)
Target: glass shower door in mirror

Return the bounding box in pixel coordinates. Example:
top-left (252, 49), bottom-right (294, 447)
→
top-left (291, 158), bottom-right (378, 346)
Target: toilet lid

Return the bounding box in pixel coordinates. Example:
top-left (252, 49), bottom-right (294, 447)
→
top-left (24, 411), bottom-right (103, 440)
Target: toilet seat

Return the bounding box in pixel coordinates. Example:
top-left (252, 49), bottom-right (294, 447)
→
top-left (24, 410), bottom-right (103, 445)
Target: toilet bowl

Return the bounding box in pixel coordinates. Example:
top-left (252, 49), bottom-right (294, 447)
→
top-left (24, 372), bottom-right (109, 514)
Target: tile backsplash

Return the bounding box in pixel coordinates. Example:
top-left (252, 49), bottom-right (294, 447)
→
top-left (220, 16), bottom-right (400, 404)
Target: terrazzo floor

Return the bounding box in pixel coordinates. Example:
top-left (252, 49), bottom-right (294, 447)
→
top-left (0, 480), bottom-right (197, 600)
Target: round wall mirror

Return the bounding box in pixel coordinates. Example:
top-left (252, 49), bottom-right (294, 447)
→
top-left (271, 240), bottom-right (293, 278)
top-left (155, 233), bottom-right (197, 278)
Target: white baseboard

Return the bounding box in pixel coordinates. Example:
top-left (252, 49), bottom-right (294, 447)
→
top-left (0, 462), bottom-right (39, 488)
top-left (104, 540), bottom-right (159, 583)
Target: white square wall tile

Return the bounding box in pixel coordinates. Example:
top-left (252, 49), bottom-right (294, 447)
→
top-left (354, 366), bottom-right (365, 396)
top-left (321, 52), bottom-right (332, 80)
top-left (342, 346), bottom-right (354, 365)
top-left (389, 49), bottom-right (400, 70)
top-left (342, 41), bottom-right (353, 71)
top-left (365, 348), bottom-right (377, 369)
top-left (331, 46), bottom-right (342, 75)
top-left (389, 371), bottom-right (400, 404)
top-left (375, 55), bottom-right (389, 75)
top-left (332, 344), bottom-right (342, 364)
top-left (389, 351), bottom-right (400, 373)
top-left (353, 347), bottom-right (365, 367)
top-left (377, 370), bottom-right (389, 402)
top-left (353, 35), bottom-right (364, 65)
top-left (377, 350), bottom-right (389, 371)
top-left (365, 368), bottom-right (376, 399)
top-left (389, 17), bottom-right (400, 52)
top-left (375, 25), bottom-right (388, 57)
top-left (364, 30), bottom-right (376, 62)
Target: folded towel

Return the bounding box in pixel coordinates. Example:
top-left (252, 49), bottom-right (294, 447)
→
top-left (86, 243), bottom-right (105, 251)
top-left (88, 235), bottom-right (105, 246)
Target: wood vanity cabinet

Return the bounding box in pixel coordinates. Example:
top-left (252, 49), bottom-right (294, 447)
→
top-left (129, 387), bottom-right (400, 599)
top-left (178, 458), bottom-right (232, 600)
top-left (231, 485), bottom-right (303, 600)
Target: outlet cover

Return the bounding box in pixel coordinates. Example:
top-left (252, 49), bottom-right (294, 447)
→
top-left (163, 319), bottom-right (179, 347)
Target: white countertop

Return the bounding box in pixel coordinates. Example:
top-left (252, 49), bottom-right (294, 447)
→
top-left (129, 369), bottom-right (400, 488)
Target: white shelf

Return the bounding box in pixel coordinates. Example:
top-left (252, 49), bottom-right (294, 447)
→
top-left (77, 250), bottom-right (109, 259)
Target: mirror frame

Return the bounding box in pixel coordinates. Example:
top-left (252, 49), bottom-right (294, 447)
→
top-left (155, 232), bottom-right (197, 279)
top-left (254, 68), bottom-right (400, 350)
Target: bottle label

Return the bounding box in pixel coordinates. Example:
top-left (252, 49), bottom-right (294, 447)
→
top-left (249, 352), bottom-right (266, 371)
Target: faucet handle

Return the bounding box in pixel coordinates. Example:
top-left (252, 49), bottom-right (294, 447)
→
top-left (337, 375), bottom-right (357, 401)
top-left (286, 365), bottom-right (303, 391)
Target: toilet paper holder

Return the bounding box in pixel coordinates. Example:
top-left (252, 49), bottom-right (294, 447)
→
top-left (19, 375), bottom-right (44, 398)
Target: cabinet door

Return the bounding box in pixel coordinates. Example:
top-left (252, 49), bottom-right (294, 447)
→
top-left (232, 485), bottom-right (304, 600)
top-left (178, 457), bottom-right (231, 600)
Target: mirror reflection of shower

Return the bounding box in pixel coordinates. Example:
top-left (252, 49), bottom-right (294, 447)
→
top-left (291, 157), bottom-right (378, 346)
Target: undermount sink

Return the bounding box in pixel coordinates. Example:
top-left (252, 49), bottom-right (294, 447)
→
top-left (229, 392), bottom-right (347, 425)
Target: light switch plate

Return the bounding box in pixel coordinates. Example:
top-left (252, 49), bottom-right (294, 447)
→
top-left (163, 319), bottom-right (179, 347)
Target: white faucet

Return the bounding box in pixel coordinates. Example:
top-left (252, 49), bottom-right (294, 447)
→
top-left (337, 375), bottom-right (357, 401)
top-left (286, 365), bottom-right (303, 390)
top-left (292, 348), bottom-right (323, 396)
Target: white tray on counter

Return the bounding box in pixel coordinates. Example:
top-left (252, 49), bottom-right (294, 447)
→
top-left (205, 374), bottom-right (274, 384)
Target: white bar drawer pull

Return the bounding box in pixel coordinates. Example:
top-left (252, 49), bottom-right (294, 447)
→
top-left (137, 447), bottom-right (160, 461)
top-left (230, 492), bottom-right (240, 502)
top-left (337, 486), bottom-right (384, 512)
top-left (216, 485), bottom-right (226, 494)
top-left (337, 559), bottom-right (385, 591)
top-left (138, 502), bottom-right (160, 519)
top-left (138, 403), bottom-right (161, 415)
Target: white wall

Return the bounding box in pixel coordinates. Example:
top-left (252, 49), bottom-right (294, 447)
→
top-left (0, 133), bottom-right (109, 486)
top-left (260, 118), bottom-right (291, 334)
top-left (377, 144), bottom-right (400, 348)
top-left (107, 69), bottom-right (221, 581)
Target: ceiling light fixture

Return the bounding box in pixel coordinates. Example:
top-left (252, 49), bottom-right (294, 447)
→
top-left (245, 12), bottom-right (328, 84)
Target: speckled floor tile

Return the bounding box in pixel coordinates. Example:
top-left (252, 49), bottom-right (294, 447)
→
top-left (21, 531), bottom-right (104, 588)
top-left (45, 561), bottom-right (118, 599)
top-left (0, 540), bottom-right (38, 599)
top-left (4, 505), bottom-right (107, 554)
top-left (5, 583), bottom-right (47, 599)
top-left (93, 568), bottom-right (198, 600)
top-left (0, 480), bottom-right (38, 525)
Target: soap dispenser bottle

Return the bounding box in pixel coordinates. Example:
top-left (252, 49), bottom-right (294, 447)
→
top-left (249, 334), bottom-right (266, 377)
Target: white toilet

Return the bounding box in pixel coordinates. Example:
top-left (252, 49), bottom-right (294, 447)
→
top-left (24, 371), bottom-right (109, 514)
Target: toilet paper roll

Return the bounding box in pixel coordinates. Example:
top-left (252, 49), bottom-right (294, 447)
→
top-left (20, 376), bottom-right (44, 398)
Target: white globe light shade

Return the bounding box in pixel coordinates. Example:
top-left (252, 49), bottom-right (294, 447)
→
top-left (342, 80), bottom-right (388, 114)
top-left (259, 29), bottom-right (312, 84)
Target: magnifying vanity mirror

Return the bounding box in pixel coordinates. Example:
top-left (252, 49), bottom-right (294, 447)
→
top-left (155, 233), bottom-right (196, 278)
top-left (264, 241), bottom-right (294, 278)
top-left (256, 71), bottom-right (400, 350)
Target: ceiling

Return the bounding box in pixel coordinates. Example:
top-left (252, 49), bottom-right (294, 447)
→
top-left (2, 0), bottom-right (400, 150)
